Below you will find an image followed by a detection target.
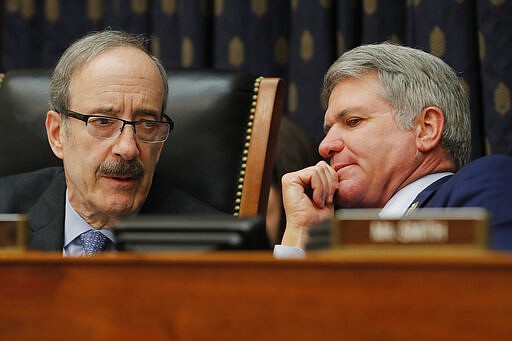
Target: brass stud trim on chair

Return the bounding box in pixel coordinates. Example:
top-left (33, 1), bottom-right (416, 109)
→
top-left (233, 76), bottom-right (263, 216)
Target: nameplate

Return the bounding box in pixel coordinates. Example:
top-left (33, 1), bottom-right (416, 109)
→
top-left (0, 214), bottom-right (28, 251)
top-left (308, 208), bottom-right (489, 250)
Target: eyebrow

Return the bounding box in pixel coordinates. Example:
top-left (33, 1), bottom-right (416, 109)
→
top-left (323, 106), bottom-right (370, 133)
top-left (89, 107), bottom-right (111, 114)
top-left (133, 110), bottom-right (160, 119)
top-left (90, 108), bottom-right (160, 119)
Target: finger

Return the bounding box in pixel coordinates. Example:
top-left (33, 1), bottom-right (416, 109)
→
top-left (310, 161), bottom-right (337, 208)
top-left (317, 161), bottom-right (338, 204)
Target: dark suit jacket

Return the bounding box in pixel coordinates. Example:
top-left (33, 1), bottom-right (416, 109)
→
top-left (411, 155), bottom-right (512, 250)
top-left (0, 167), bottom-right (221, 251)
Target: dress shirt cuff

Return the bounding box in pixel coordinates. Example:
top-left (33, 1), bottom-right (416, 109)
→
top-left (273, 244), bottom-right (306, 259)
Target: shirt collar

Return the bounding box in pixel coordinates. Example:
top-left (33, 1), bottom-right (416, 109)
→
top-left (379, 172), bottom-right (453, 218)
top-left (63, 189), bottom-right (115, 248)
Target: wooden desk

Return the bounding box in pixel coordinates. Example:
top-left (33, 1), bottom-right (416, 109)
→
top-left (0, 250), bottom-right (511, 340)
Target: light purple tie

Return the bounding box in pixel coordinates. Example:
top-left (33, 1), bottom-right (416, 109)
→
top-left (80, 230), bottom-right (110, 255)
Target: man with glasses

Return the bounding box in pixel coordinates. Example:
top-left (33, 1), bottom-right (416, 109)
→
top-left (0, 30), bottom-right (218, 255)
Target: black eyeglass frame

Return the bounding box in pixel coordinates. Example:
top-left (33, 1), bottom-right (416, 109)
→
top-left (60, 109), bottom-right (174, 143)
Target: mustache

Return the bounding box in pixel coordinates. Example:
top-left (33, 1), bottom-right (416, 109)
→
top-left (98, 160), bottom-right (145, 178)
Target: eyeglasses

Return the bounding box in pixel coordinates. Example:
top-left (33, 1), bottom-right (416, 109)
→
top-left (61, 110), bottom-right (174, 143)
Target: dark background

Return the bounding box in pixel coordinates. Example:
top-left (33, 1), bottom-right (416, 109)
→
top-left (2, 0), bottom-right (511, 159)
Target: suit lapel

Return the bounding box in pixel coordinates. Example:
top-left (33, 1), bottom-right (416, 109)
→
top-left (407, 175), bottom-right (453, 213)
top-left (28, 170), bottom-right (66, 251)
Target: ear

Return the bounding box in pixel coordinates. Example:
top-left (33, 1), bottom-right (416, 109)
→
top-left (45, 110), bottom-right (65, 160)
top-left (415, 106), bottom-right (445, 153)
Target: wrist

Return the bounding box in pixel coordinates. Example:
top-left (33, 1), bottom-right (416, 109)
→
top-left (281, 223), bottom-right (309, 249)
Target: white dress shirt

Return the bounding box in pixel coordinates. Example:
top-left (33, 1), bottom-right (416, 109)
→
top-left (273, 172), bottom-right (453, 258)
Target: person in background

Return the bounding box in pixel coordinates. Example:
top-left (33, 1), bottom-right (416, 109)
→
top-left (274, 42), bottom-right (512, 258)
top-left (0, 30), bottom-right (218, 255)
top-left (266, 115), bottom-right (321, 245)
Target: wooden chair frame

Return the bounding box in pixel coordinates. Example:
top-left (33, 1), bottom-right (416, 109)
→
top-left (236, 77), bottom-right (285, 217)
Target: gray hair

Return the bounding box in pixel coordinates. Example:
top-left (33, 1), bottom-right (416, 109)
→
top-left (322, 42), bottom-right (471, 170)
top-left (49, 30), bottom-right (168, 117)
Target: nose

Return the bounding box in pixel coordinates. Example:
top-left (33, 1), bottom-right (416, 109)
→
top-left (112, 124), bottom-right (139, 160)
top-left (318, 127), bottom-right (344, 159)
